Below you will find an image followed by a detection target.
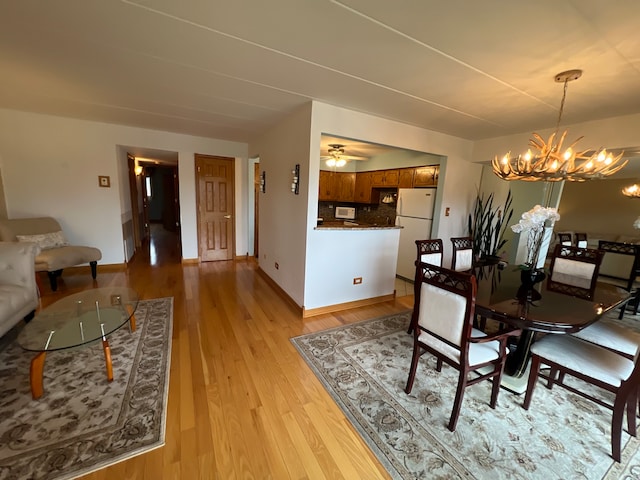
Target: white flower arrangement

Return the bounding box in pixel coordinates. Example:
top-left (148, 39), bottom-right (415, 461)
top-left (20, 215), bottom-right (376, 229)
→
top-left (510, 205), bottom-right (561, 269)
top-left (634, 216), bottom-right (640, 230)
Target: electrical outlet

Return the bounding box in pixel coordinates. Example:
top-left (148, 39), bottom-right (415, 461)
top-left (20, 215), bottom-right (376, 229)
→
top-left (275, 262), bottom-right (279, 270)
top-left (353, 277), bottom-right (362, 285)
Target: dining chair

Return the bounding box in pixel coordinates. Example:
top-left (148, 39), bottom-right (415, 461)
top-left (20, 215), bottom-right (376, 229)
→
top-left (557, 232), bottom-right (573, 246)
top-left (407, 239), bottom-right (444, 334)
top-left (450, 236), bottom-right (473, 272)
top-left (523, 334), bottom-right (640, 462)
top-left (546, 244), bottom-right (604, 300)
top-left (575, 232), bottom-right (588, 249)
top-left (404, 262), bottom-right (520, 432)
top-left (416, 238), bottom-right (443, 268)
top-left (597, 240), bottom-right (640, 318)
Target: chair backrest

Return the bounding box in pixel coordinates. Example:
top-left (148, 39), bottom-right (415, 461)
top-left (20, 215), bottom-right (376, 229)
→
top-left (557, 232), bottom-right (573, 246)
top-left (547, 244), bottom-right (604, 299)
top-left (450, 236), bottom-right (473, 271)
top-left (413, 262), bottom-right (477, 363)
top-left (415, 239), bottom-right (443, 267)
top-left (575, 232), bottom-right (587, 249)
top-left (598, 240), bottom-right (640, 291)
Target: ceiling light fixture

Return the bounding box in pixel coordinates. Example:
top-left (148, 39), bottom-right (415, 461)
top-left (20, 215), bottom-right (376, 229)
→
top-left (622, 183), bottom-right (640, 198)
top-left (492, 69), bottom-right (628, 182)
top-left (325, 144), bottom-right (348, 168)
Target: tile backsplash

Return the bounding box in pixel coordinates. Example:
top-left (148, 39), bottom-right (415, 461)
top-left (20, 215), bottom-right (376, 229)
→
top-left (318, 201), bottom-right (397, 225)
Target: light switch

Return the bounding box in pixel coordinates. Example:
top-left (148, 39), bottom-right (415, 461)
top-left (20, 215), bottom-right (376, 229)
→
top-left (445, 207), bottom-right (450, 216)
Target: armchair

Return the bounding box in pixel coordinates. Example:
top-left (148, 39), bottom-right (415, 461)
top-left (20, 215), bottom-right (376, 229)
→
top-left (0, 217), bottom-right (102, 292)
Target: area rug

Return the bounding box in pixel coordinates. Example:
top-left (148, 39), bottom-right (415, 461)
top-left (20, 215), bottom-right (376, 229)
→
top-left (0, 297), bottom-right (173, 480)
top-left (291, 310), bottom-right (640, 479)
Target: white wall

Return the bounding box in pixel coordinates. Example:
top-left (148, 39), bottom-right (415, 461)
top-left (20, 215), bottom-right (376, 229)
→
top-left (310, 103), bottom-right (480, 258)
top-left (0, 108), bottom-right (248, 264)
top-left (249, 104), bottom-right (313, 306)
top-left (303, 102), bottom-right (480, 309)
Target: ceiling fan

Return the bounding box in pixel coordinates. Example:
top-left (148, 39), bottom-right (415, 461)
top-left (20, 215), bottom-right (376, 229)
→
top-left (321, 144), bottom-right (368, 167)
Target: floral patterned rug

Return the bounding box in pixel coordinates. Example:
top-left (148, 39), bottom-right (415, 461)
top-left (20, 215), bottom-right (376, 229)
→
top-left (291, 310), bottom-right (640, 479)
top-left (0, 297), bottom-right (173, 480)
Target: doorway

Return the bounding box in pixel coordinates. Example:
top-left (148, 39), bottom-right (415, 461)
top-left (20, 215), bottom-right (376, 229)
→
top-left (127, 151), bottom-right (181, 265)
top-left (195, 154), bottom-right (235, 261)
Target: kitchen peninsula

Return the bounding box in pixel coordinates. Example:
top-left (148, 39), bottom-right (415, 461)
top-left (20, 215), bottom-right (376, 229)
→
top-left (316, 221), bottom-right (401, 230)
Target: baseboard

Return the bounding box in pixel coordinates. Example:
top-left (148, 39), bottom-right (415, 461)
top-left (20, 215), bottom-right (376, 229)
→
top-left (302, 294), bottom-right (396, 318)
top-left (181, 258), bottom-right (199, 264)
top-left (256, 267), bottom-right (304, 315)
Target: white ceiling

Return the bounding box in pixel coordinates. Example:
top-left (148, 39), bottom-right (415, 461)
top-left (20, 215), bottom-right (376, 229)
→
top-left (2, 1), bottom-right (640, 149)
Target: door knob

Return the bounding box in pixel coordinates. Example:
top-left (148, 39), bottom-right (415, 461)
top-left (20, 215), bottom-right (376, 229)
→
top-left (224, 215), bottom-right (232, 219)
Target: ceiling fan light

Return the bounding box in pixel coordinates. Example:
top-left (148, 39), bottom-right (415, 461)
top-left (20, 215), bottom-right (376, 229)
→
top-left (326, 159), bottom-right (336, 167)
top-left (336, 159), bottom-right (346, 167)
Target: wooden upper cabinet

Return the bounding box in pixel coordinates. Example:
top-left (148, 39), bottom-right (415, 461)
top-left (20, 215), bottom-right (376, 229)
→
top-left (371, 169), bottom-right (399, 187)
top-left (398, 168), bottom-right (415, 188)
top-left (319, 170), bottom-right (335, 201)
top-left (335, 173), bottom-right (356, 202)
top-left (319, 171), bottom-right (355, 202)
top-left (354, 172), bottom-right (373, 203)
top-left (414, 166), bottom-right (439, 187)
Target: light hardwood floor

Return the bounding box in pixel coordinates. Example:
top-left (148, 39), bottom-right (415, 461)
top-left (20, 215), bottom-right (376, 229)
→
top-left (37, 225), bottom-right (414, 479)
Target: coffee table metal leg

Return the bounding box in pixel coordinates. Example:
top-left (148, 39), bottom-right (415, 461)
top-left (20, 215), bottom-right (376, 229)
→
top-left (30, 352), bottom-right (46, 399)
top-left (102, 339), bottom-right (113, 382)
top-left (126, 304), bottom-right (137, 332)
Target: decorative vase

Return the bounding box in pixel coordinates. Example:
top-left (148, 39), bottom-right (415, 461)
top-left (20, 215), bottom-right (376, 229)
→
top-left (517, 268), bottom-right (546, 302)
top-left (520, 268), bottom-right (546, 288)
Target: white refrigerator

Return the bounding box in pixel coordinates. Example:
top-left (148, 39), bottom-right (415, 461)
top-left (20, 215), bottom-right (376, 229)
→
top-left (395, 188), bottom-right (436, 280)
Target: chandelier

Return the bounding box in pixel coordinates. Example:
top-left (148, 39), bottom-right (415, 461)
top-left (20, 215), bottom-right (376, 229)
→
top-left (492, 69), bottom-right (628, 182)
top-left (622, 183), bottom-right (640, 198)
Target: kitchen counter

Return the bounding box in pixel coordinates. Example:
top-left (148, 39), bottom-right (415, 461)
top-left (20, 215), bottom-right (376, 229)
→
top-left (315, 221), bottom-right (401, 230)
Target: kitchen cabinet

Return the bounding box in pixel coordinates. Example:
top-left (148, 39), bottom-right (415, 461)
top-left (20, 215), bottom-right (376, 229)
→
top-left (413, 166), bottom-right (439, 187)
top-left (398, 168), bottom-right (415, 188)
top-left (354, 172), bottom-right (373, 203)
top-left (335, 172), bottom-right (356, 202)
top-left (319, 170), bottom-right (335, 201)
top-left (371, 169), bottom-right (399, 187)
top-left (319, 171), bottom-right (356, 202)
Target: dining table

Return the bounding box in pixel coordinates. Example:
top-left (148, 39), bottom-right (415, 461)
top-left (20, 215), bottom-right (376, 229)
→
top-left (471, 261), bottom-right (630, 379)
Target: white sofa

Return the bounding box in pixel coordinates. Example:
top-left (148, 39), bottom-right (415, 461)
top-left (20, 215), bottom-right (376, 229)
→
top-left (0, 242), bottom-right (39, 337)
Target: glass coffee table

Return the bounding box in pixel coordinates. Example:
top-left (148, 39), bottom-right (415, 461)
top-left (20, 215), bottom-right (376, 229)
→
top-left (17, 287), bottom-right (139, 399)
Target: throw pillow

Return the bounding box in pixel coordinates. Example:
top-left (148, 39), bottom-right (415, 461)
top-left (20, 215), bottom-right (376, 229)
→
top-left (16, 231), bottom-right (69, 250)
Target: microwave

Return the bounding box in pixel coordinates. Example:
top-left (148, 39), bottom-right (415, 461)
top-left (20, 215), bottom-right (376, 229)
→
top-left (335, 206), bottom-right (356, 220)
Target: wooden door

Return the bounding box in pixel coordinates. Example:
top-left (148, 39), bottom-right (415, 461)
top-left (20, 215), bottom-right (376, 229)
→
top-left (127, 154), bottom-right (142, 250)
top-left (196, 155), bottom-right (235, 261)
top-left (254, 162), bottom-right (260, 258)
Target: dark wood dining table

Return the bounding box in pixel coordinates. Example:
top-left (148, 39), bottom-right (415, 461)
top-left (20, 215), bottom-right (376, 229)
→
top-left (472, 262), bottom-right (630, 378)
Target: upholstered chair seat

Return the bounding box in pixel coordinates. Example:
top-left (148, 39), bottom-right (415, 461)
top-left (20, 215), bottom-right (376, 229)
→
top-left (524, 334), bottom-right (640, 462)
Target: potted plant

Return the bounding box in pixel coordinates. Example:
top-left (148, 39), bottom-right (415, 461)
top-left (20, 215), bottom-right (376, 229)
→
top-left (468, 190), bottom-right (513, 263)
